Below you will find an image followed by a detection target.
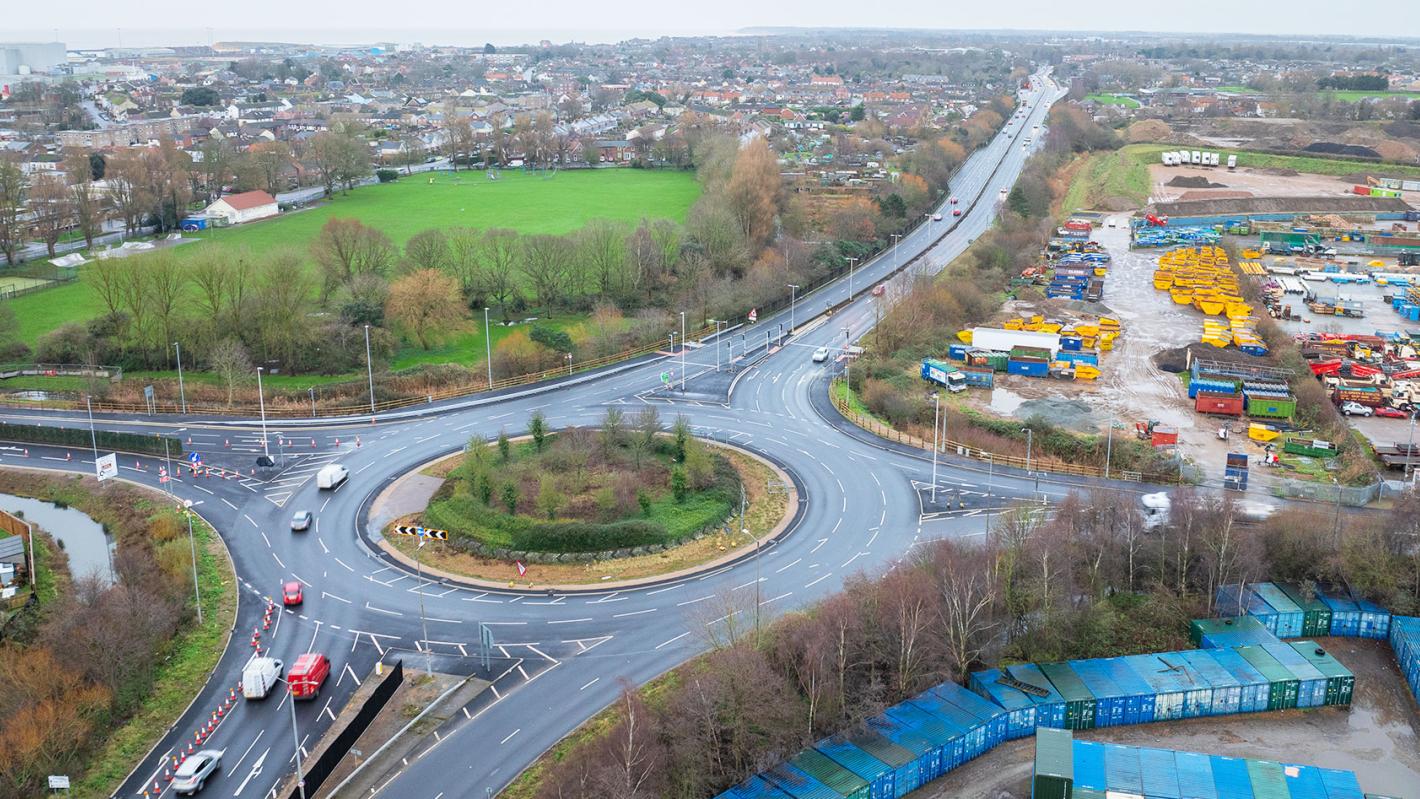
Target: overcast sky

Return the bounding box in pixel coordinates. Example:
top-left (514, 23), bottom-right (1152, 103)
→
top-left (10, 0), bottom-right (1418, 47)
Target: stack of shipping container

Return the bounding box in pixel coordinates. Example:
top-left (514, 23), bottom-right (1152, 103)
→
top-left (1030, 728), bottom-right (1369, 799)
top-left (717, 586), bottom-right (1413, 799)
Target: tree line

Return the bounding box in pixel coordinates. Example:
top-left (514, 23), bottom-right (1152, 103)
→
top-left (532, 483), bottom-right (1420, 799)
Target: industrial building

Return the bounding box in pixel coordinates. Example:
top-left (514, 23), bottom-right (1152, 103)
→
top-left (0, 42), bottom-right (66, 78)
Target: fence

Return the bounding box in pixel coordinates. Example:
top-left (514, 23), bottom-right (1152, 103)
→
top-left (829, 384), bottom-right (1144, 483)
top-left (285, 660), bottom-right (403, 799)
top-left (1268, 476), bottom-right (1382, 507)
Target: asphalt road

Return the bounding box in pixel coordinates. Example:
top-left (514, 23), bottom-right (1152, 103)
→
top-left (0, 73), bottom-right (1074, 799)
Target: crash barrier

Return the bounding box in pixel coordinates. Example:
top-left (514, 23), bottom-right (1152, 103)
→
top-left (284, 660), bottom-right (403, 799)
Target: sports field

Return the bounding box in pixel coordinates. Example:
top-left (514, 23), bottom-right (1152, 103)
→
top-left (9, 168), bottom-right (700, 347)
top-left (1086, 93), bottom-right (1141, 108)
top-left (0, 275), bottom-right (54, 295)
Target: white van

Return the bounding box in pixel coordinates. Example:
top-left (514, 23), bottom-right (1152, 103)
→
top-left (316, 464), bottom-right (349, 490)
top-left (242, 656), bottom-right (283, 700)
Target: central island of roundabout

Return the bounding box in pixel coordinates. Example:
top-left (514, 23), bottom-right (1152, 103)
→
top-left (365, 409), bottom-right (800, 589)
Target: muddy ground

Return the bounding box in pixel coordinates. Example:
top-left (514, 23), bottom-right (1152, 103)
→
top-left (1147, 164), bottom-right (1362, 204)
top-left (915, 637), bottom-right (1420, 799)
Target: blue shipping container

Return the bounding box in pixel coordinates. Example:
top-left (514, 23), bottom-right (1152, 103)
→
top-left (815, 737), bottom-right (895, 799)
top-left (968, 669), bottom-right (1037, 739)
top-left (1007, 358), bottom-right (1049, 377)
top-left (1004, 663), bottom-right (1067, 730)
top-left (1070, 660), bottom-right (1127, 727)
top-left (763, 764), bottom-right (839, 799)
top-left (719, 774), bottom-right (797, 799)
top-left (1207, 648), bottom-right (1271, 714)
top-left (933, 682), bottom-right (1008, 748)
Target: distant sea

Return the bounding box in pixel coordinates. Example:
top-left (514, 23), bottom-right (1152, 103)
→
top-left (9, 27), bottom-right (743, 50)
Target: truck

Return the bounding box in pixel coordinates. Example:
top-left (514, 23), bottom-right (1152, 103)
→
top-left (1334, 386), bottom-right (1385, 407)
top-left (288, 653), bottom-right (330, 700)
top-left (921, 359), bottom-right (967, 392)
top-left (1227, 154), bottom-right (1237, 170)
top-left (1141, 491), bottom-right (1279, 531)
top-left (242, 656), bottom-right (283, 700)
top-left (316, 463), bottom-right (349, 490)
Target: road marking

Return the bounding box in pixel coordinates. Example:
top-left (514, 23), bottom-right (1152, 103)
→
top-left (645, 584), bottom-right (682, 596)
top-left (546, 617), bottom-right (593, 625)
top-left (230, 731), bottom-right (265, 772)
top-left (613, 608), bottom-right (655, 618)
top-left (322, 591), bottom-right (350, 604)
top-left (500, 729), bottom-right (520, 745)
top-left (775, 558), bottom-right (801, 574)
top-left (677, 595), bottom-right (712, 606)
top-left (333, 557), bottom-right (354, 572)
top-left (805, 573), bottom-right (833, 589)
top-left (271, 551), bottom-right (285, 569)
top-left (655, 631), bottom-right (690, 650)
top-left (760, 592), bottom-right (791, 606)
top-left (364, 602), bottom-right (402, 617)
top-left (580, 677), bottom-right (600, 691)
top-left (811, 537), bottom-right (828, 553)
top-left (222, 497), bottom-right (238, 510)
top-left (232, 748), bottom-right (268, 795)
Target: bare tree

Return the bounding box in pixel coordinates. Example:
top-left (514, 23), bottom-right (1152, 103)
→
top-left (386, 268), bottom-right (466, 349)
top-left (928, 540), bottom-right (999, 681)
top-left (310, 218), bottom-right (397, 299)
top-left (209, 337), bottom-right (252, 405)
top-left (589, 685), bottom-right (664, 799)
top-left (479, 229), bottom-right (522, 310)
top-left (519, 234), bottom-right (572, 309)
top-left (0, 156), bottom-right (26, 265)
top-left (27, 172), bottom-right (74, 258)
top-left (104, 150), bottom-right (148, 234)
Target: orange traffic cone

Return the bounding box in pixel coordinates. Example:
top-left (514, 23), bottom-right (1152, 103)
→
top-left (164, 767), bottom-right (173, 782)
top-left (356, 436), bottom-right (361, 447)
top-left (22, 449), bottom-right (28, 457)
top-left (224, 439), bottom-right (230, 448)
top-left (311, 438), bottom-right (316, 448)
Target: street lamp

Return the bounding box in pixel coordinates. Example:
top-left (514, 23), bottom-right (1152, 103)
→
top-left (787, 284), bottom-right (799, 334)
top-left (364, 324), bottom-right (376, 414)
top-left (173, 341), bottom-right (187, 414)
top-left (1104, 421), bottom-right (1125, 480)
top-left (679, 311), bottom-right (686, 392)
top-left (846, 256), bottom-right (858, 298)
top-left (256, 367), bottom-right (270, 458)
top-left (709, 319), bottom-right (726, 371)
top-left (1330, 476), bottom-right (1344, 548)
top-left (842, 327), bottom-right (851, 386)
top-left (1021, 427), bottom-right (1033, 473)
top-left (484, 308), bottom-right (494, 390)
top-left (891, 232), bottom-right (902, 266)
top-left (183, 499), bottom-right (203, 624)
top-left (280, 677), bottom-right (308, 799)
top-left (1407, 410), bottom-right (1418, 485)
top-left (930, 392), bottom-right (940, 504)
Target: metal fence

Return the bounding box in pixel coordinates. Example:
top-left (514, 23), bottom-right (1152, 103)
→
top-left (1267, 476), bottom-right (1382, 507)
top-left (285, 660), bottom-right (403, 799)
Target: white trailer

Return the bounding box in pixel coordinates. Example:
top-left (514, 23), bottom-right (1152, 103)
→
top-left (1227, 154), bottom-right (1238, 170)
top-left (1191, 150), bottom-right (1202, 165)
top-left (1211, 152), bottom-right (1221, 166)
top-left (1161, 151), bottom-right (1173, 166)
top-left (969, 327), bottom-right (1061, 359)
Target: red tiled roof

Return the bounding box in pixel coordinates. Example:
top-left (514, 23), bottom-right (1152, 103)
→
top-left (217, 190), bottom-right (276, 210)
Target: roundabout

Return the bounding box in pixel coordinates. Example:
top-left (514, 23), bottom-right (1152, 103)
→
top-left (0, 73), bottom-right (1068, 799)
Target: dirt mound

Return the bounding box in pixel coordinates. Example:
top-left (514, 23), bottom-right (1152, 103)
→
top-left (1151, 195), bottom-right (1410, 217)
top-left (1304, 141), bottom-right (1382, 159)
top-left (1152, 343), bottom-right (1265, 374)
top-left (1126, 119), bottom-right (1173, 143)
top-left (1166, 175), bottom-right (1229, 189)
top-left (1177, 190), bottom-right (1253, 201)
top-left (1256, 167), bottom-right (1301, 177)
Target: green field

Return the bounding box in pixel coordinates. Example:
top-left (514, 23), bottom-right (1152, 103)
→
top-left (1125, 142), bottom-right (1420, 180)
top-left (1060, 147), bottom-right (1153, 213)
top-left (8, 169), bottom-right (700, 348)
top-left (1321, 89), bottom-right (1420, 102)
top-left (1087, 93), bottom-right (1141, 108)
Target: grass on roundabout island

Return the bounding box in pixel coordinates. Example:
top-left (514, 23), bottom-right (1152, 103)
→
top-left (387, 435), bottom-right (790, 586)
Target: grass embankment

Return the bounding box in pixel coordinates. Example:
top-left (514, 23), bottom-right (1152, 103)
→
top-left (74, 510), bottom-right (234, 798)
top-left (422, 424), bottom-right (737, 556)
top-left (0, 472), bottom-right (236, 798)
top-left (7, 169), bottom-right (700, 348)
top-left (1059, 146), bottom-right (1152, 213)
top-left (1124, 142), bottom-right (1420, 180)
top-left (1086, 93), bottom-right (1141, 108)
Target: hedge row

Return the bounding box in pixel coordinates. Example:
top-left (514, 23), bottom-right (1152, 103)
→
top-left (0, 422), bottom-right (185, 458)
top-left (424, 494), bottom-right (675, 553)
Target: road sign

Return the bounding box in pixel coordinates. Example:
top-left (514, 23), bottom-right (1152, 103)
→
top-left (660, 371), bottom-right (671, 385)
top-left (748, 308), bottom-right (757, 323)
top-left (515, 560), bottom-right (526, 577)
top-left (95, 453), bottom-right (117, 482)
top-left (143, 385), bottom-right (154, 401)
top-left (391, 525), bottom-right (448, 541)
top-left (188, 451), bottom-right (201, 464)
top-left (48, 776), bottom-right (69, 790)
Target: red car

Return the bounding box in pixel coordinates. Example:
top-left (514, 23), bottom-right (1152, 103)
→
top-left (282, 581), bottom-right (303, 606)
top-left (952, 209), bottom-right (963, 217)
top-left (1374, 406), bottom-right (1409, 419)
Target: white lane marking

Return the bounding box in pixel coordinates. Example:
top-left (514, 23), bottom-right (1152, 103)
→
top-left (805, 573), bottom-right (833, 589)
top-left (655, 631), bottom-right (690, 650)
top-left (613, 608), bottom-right (655, 618)
top-left (333, 557), bottom-right (354, 572)
top-left (231, 748), bottom-right (268, 795)
top-left (775, 558), bottom-right (801, 574)
top-left (244, 513), bottom-right (258, 527)
top-left (322, 591), bottom-right (351, 604)
top-left (760, 592), bottom-right (791, 606)
top-left (677, 595), bottom-right (712, 606)
top-left (271, 551), bottom-right (285, 569)
top-left (546, 617), bottom-right (593, 625)
top-left (580, 677), bottom-right (600, 691)
top-left (230, 731), bottom-right (265, 772)
top-left (364, 602), bottom-right (402, 616)
top-left (500, 729), bottom-right (520, 745)
top-left (344, 663), bottom-right (362, 687)
top-left (221, 497), bottom-right (238, 510)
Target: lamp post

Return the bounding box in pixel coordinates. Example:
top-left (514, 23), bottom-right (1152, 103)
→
top-left (1104, 421), bottom-right (1124, 480)
top-left (891, 233), bottom-right (902, 266)
top-left (787, 284), bottom-right (799, 334)
top-left (1330, 476), bottom-right (1343, 548)
top-left (1021, 427), bottom-right (1033, 473)
top-left (846, 256), bottom-right (858, 298)
top-left (930, 392), bottom-right (940, 504)
top-left (842, 327), bottom-right (851, 387)
top-left (309, 387), bottom-right (316, 417)
top-left (85, 394), bottom-right (98, 462)
top-left (364, 324), bottom-right (376, 414)
top-left (183, 499), bottom-right (203, 624)
top-left (173, 341), bottom-right (187, 414)
top-left (281, 678), bottom-right (308, 799)
top-left (484, 308), bottom-right (494, 390)
top-left (256, 367), bottom-right (270, 459)
top-left (710, 319), bottom-right (726, 371)
top-left (1407, 410), bottom-right (1417, 485)
top-left (679, 311), bottom-right (686, 392)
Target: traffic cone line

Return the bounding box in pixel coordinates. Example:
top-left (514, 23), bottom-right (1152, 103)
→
top-left (164, 767), bottom-right (173, 782)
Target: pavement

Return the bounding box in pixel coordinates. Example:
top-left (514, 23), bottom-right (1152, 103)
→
top-left (0, 73), bottom-right (1074, 799)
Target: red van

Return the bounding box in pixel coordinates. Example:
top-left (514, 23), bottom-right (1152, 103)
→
top-left (288, 653), bottom-right (330, 700)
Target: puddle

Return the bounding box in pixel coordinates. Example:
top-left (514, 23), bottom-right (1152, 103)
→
top-left (989, 387), bottom-right (1026, 414)
top-left (0, 493), bottom-right (114, 585)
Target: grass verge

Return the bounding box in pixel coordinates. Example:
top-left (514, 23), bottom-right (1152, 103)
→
top-left (1059, 147), bottom-right (1152, 212)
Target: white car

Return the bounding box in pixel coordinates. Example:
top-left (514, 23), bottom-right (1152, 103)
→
top-left (1340, 401), bottom-right (1374, 417)
top-left (172, 749), bottom-right (223, 795)
top-left (932, 213), bottom-right (943, 221)
top-left (812, 347), bottom-right (830, 363)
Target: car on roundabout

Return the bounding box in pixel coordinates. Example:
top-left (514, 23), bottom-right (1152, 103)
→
top-left (290, 510), bottom-right (312, 531)
top-left (282, 581), bottom-right (303, 606)
top-left (812, 347), bottom-right (830, 363)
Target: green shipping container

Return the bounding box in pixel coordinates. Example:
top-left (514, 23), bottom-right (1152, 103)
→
top-left (1282, 438), bottom-right (1339, 459)
top-left (1040, 662), bottom-right (1096, 730)
top-left (791, 748), bottom-right (871, 799)
top-left (1033, 727), bottom-right (1074, 799)
top-left (1246, 395), bottom-right (1296, 419)
top-left (1237, 645), bottom-right (1299, 710)
top-left (1189, 615), bottom-right (1270, 647)
top-left (1245, 759), bottom-right (1292, 799)
top-left (1276, 584), bottom-right (1334, 638)
top-left (1287, 641), bottom-right (1355, 707)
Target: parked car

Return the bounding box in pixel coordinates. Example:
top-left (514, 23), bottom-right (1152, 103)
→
top-left (282, 581), bottom-right (303, 606)
top-left (812, 347), bottom-right (830, 363)
top-left (290, 511), bottom-right (312, 531)
top-left (172, 749), bottom-right (223, 795)
top-left (1374, 406), bottom-right (1408, 419)
top-left (1340, 401), bottom-right (1374, 417)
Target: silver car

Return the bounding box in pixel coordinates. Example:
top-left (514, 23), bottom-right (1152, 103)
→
top-left (172, 749), bottom-right (223, 795)
top-left (290, 510), bottom-right (313, 531)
